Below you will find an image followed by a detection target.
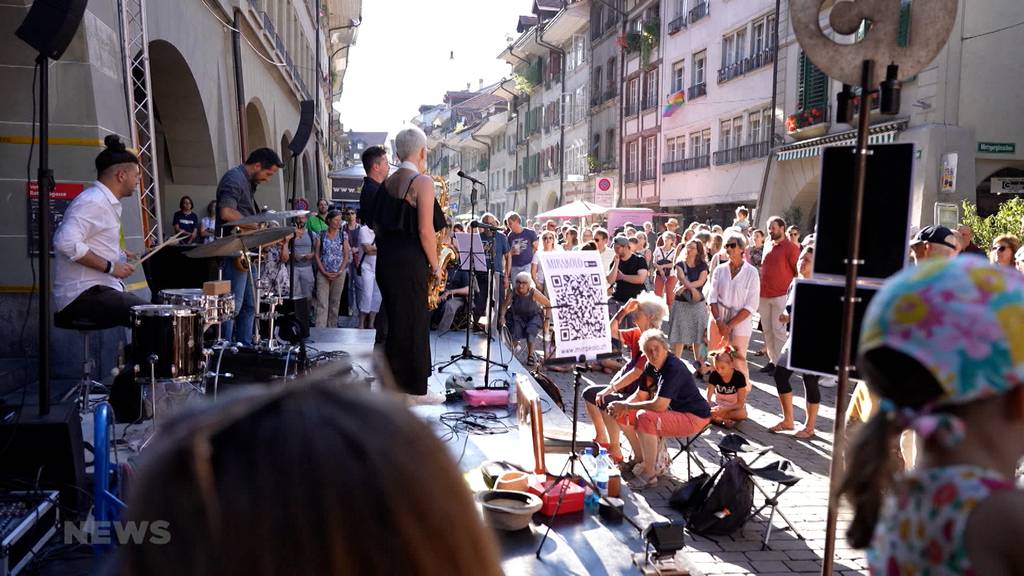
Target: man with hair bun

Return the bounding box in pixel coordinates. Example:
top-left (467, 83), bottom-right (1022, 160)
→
top-left (53, 135), bottom-right (148, 327)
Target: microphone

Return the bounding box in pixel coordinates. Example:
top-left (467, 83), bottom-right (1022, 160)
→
top-left (457, 170), bottom-right (484, 186)
top-left (470, 220), bottom-right (500, 232)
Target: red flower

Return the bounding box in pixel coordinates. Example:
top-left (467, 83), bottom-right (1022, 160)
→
top-left (926, 539), bottom-right (944, 565)
top-left (932, 482), bottom-right (958, 507)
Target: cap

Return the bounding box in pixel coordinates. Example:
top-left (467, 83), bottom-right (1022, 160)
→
top-left (613, 235), bottom-right (630, 246)
top-left (911, 225), bottom-right (957, 250)
top-left (859, 257), bottom-right (1024, 408)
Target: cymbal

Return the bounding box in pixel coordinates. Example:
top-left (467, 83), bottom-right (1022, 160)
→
top-left (225, 210), bottom-right (310, 227)
top-left (186, 227), bottom-right (295, 258)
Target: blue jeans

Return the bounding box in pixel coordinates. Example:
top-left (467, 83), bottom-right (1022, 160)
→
top-left (221, 258), bottom-right (255, 345)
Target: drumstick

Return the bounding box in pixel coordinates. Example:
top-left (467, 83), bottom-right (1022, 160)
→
top-left (134, 232), bottom-right (188, 265)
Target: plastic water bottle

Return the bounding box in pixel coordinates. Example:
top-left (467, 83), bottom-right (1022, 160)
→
top-left (595, 448), bottom-right (610, 497)
top-left (580, 447), bottom-right (596, 476)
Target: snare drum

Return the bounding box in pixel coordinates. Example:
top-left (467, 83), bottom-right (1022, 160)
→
top-left (130, 305), bottom-right (204, 381)
top-left (159, 289), bottom-right (236, 325)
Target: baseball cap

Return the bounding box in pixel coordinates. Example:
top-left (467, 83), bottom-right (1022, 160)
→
top-left (859, 257), bottom-right (1024, 409)
top-left (613, 235), bottom-right (630, 246)
top-left (910, 225), bottom-right (957, 250)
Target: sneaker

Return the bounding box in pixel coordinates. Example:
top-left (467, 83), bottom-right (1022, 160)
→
top-left (759, 362), bottom-right (776, 375)
top-left (820, 375), bottom-right (839, 388)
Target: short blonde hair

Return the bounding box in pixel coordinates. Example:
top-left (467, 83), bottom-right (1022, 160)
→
top-left (639, 329), bottom-right (669, 353)
top-left (394, 127), bottom-right (427, 161)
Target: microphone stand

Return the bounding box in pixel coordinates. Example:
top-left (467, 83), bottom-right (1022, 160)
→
top-left (437, 184), bottom-right (504, 374)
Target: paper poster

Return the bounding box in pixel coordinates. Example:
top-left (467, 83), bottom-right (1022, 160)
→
top-left (940, 152), bottom-right (957, 194)
top-left (538, 251), bottom-right (612, 361)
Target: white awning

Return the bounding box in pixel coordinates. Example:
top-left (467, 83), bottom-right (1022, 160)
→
top-left (776, 119), bottom-right (909, 162)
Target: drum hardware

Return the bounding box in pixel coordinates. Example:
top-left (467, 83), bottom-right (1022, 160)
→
top-left (226, 209), bottom-right (310, 228)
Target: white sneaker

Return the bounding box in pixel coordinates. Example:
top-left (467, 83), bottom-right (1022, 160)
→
top-left (820, 376), bottom-right (838, 388)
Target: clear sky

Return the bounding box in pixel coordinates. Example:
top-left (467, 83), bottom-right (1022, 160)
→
top-left (336, 0), bottom-right (531, 141)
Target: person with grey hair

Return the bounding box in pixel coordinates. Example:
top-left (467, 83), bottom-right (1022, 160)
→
top-left (374, 126), bottom-right (447, 399)
top-left (606, 329), bottom-right (711, 488)
top-left (502, 272), bottom-right (549, 366)
top-left (706, 230), bottom-right (760, 383)
top-left (582, 292), bottom-right (669, 461)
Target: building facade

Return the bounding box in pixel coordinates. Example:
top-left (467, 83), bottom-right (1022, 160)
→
top-left (659, 0), bottom-right (776, 224)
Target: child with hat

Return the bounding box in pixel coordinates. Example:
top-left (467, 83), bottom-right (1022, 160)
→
top-left (839, 257), bottom-right (1024, 575)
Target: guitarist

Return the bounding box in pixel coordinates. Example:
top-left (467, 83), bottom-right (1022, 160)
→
top-left (216, 148), bottom-right (284, 345)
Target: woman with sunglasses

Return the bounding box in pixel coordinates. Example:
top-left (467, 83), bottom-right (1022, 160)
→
top-left (706, 231), bottom-right (760, 383)
top-left (531, 230), bottom-right (560, 293)
top-left (989, 234), bottom-right (1021, 268)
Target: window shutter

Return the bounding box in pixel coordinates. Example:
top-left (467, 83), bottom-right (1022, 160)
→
top-left (798, 50), bottom-right (829, 111)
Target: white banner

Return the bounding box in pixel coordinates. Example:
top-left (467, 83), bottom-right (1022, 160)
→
top-left (538, 251), bottom-right (612, 361)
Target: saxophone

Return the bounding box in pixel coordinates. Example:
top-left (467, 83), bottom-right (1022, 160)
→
top-left (428, 176), bottom-right (457, 310)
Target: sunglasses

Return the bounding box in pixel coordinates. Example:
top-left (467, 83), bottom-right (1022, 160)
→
top-left (725, 243), bottom-right (739, 249)
top-left (992, 245), bottom-right (1007, 252)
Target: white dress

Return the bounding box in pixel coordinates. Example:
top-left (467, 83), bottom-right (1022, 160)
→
top-left (357, 226), bottom-right (382, 313)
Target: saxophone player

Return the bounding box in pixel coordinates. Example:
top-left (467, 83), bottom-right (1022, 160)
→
top-left (374, 127), bottom-right (446, 398)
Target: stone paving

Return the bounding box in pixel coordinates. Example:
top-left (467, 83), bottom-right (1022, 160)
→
top-left (538, 330), bottom-right (869, 576)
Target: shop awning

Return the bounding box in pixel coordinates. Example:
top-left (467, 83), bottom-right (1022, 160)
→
top-left (775, 119), bottom-right (909, 162)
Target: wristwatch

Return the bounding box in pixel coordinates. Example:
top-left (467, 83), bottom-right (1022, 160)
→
top-left (104, 260), bottom-right (113, 274)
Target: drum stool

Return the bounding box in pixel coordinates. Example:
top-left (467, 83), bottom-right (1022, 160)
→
top-left (54, 311), bottom-right (118, 411)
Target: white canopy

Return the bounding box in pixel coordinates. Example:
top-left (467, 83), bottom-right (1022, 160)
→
top-left (534, 200), bottom-right (609, 220)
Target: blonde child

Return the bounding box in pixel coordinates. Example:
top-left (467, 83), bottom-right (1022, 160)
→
top-left (839, 258), bottom-right (1024, 575)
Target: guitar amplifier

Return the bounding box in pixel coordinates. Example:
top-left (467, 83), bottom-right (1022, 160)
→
top-left (0, 491), bottom-right (59, 576)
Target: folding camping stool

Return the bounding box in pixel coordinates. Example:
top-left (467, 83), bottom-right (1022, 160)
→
top-left (742, 459), bottom-right (804, 550)
top-left (668, 422), bottom-right (712, 479)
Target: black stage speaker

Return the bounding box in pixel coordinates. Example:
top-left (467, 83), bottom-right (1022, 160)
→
top-left (0, 402), bottom-right (87, 517)
top-left (142, 244), bottom-right (220, 300)
top-left (15, 0), bottom-right (88, 60)
top-left (288, 100), bottom-right (315, 156)
top-left (277, 297), bottom-right (310, 342)
top-left (642, 521), bottom-right (686, 556)
top-left (814, 143), bottom-right (914, 281)
top-left (788, 279), bottom-right (878, 378)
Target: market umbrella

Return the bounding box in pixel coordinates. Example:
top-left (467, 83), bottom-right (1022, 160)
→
top-left (534, 200), bottom-right (609, 220)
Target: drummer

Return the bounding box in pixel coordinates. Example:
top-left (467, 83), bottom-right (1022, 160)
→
top-left (216, 148), bottom-right (284, 345)
top-left (53, 135), bottom-right (147, 327)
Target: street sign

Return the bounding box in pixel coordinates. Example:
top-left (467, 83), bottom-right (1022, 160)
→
top-left (978, 142), bottom-right (1016, 154)
top-left (595, 177), bottom-right (614, 206)
top-left (992, 177), bottom-right (1024, 194)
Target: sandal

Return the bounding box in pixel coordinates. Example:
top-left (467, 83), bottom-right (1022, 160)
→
top-left (768, 422), bottom-right (795, 434)
top-left (794, 427), bottom-right (816, 439)
top-left (628, 473), bottom-right (658, 490)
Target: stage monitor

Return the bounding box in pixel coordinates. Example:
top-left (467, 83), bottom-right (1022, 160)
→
top-left (788, 279), bottom-right (878, 379)
top-left (814, 143), bottom-right (914, 281)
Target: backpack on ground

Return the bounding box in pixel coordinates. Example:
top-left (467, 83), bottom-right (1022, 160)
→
top-left (671, 458), bottom-right (755, 536)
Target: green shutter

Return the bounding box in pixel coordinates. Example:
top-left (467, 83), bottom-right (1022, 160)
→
top-left (798, 50), bottom-right (829, 111)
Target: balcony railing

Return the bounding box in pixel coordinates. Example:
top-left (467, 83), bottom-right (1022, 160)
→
top-left (626, 102), bottom-right (640, 117)
top-left (717, 47), bottom-right (776, 84)
top-left (662, 158), bottom-right (686, 174)
top-left (713, 141), bottom-right (771, 165)
top-left (641, 167), bottom-right (657, 181)
top-left (682, 155), bottom-right (711, 171)
top-left (688, 0), bottom-right (710, 25)
top-left (625, 171), bottom-right (639, 184)
top-left (687, 83), bottom-right (707, 100)
top-left (668, 15), bottom-right (687, 35)
top-left (604, 88), bottom-right (618, 101)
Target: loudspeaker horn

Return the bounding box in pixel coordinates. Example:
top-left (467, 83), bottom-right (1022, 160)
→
top-left (288, 100), bottom-right (315, 157)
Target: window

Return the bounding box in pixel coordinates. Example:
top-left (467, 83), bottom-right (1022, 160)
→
top-left (575, 85), bottom-right (588, 123)
top-left (700, 128), bottom-right (712, 156)
top-left (643, 69), bottom-right (658, 109)
top-left (689, 132), bottom-right (702, 157)
top-left (627, 76), bottom-right (641, 115)
top-left (749, 111), bottom-right (762, 144)
top-left (593, 67), bottom-right (603, 102)
top-left (674, 0), bottom-right (685, 20)
top-left (606, 128), bottom-right (616, 161)
top-left (751, 13), bottom-right (776, 56)
top-left (720, 120), bottom-right (732, 151)
top-left (626, 140), bottom-right (639, 178)
top-left (606, 57), bottom-right (617, 94)
top-left (666, 136), bottom-right (685, 161)
top-left (671, 60), bottom-right (685, 93)
top-left (732, 116), bottom-right (743, 149)
top-left (797, 50), bottom-right (829, 111)
top-left (643, 136), bottom-right (657, 179)
top-left (693, 50), bottom-right (706, 86)
top-left (573, 35), bottom-right (587, 69)
top-left (722, 34), bottom-right (735, 69)
top-left (593, 133), bottom-right (602, 161)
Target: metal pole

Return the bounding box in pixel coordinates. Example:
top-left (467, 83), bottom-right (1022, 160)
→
top-left (821, 58), bottom-right (874, 576)
top-left (232, 9), bottom-right (248, 159)
top-left (314, 0), bottom-right (323, 201)
top-left (754, 0), bottom-right (782, 227)
top-left (37, 55), bottom-right (51, 416)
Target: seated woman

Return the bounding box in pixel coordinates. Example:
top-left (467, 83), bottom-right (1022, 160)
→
top-left (606, 330), bottom-right (711, 489)
top-left (582, 292), bottom-right (668, 460)
top-left (118, 380), bottom-right (501, 575)
top-left (705, 349), bottom-right (748, 428)
top-left (432, 250), bottom-right (476, 333)
top-left (503, 272), bottom-right (549, 366)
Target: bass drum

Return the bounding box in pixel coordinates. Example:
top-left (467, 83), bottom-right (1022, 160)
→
top-left (130, 304), bottom-right (204, 381)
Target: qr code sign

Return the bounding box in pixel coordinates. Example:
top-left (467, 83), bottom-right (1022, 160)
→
top-left (549, 273), bottom-right (606, 341)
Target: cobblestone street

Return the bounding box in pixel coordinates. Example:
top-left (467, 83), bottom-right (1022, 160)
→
top-left (541, 330), bottom-right (868, 576)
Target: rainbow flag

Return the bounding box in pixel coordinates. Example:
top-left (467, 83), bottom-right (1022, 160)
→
top-left (662, 90), bottom-right (685, 117)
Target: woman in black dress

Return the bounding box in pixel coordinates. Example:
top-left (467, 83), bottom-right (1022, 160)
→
top-left (373, 127), bottom-right (445, 396)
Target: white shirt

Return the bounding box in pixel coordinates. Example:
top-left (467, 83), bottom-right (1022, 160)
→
top-left (599, 246), bottom-right (616, 273)
top-left (53, 181), bottom-right (126, 311)
top-left (399, 160), bottom-right (420, 172)
top-left (359, 225), bottom-right (377, 272)
top-left (707, 260), bottom-right (761, 337)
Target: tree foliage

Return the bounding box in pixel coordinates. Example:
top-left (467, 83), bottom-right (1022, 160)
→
top-left (961, 198), bottom-right (1024, 252)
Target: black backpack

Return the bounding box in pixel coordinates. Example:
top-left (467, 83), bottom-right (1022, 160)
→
top-left (670, 458), bottom-right (755, 536)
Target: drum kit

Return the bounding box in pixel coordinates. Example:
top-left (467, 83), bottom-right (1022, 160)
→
top-left (121, 210), bottom-right (307, 426)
